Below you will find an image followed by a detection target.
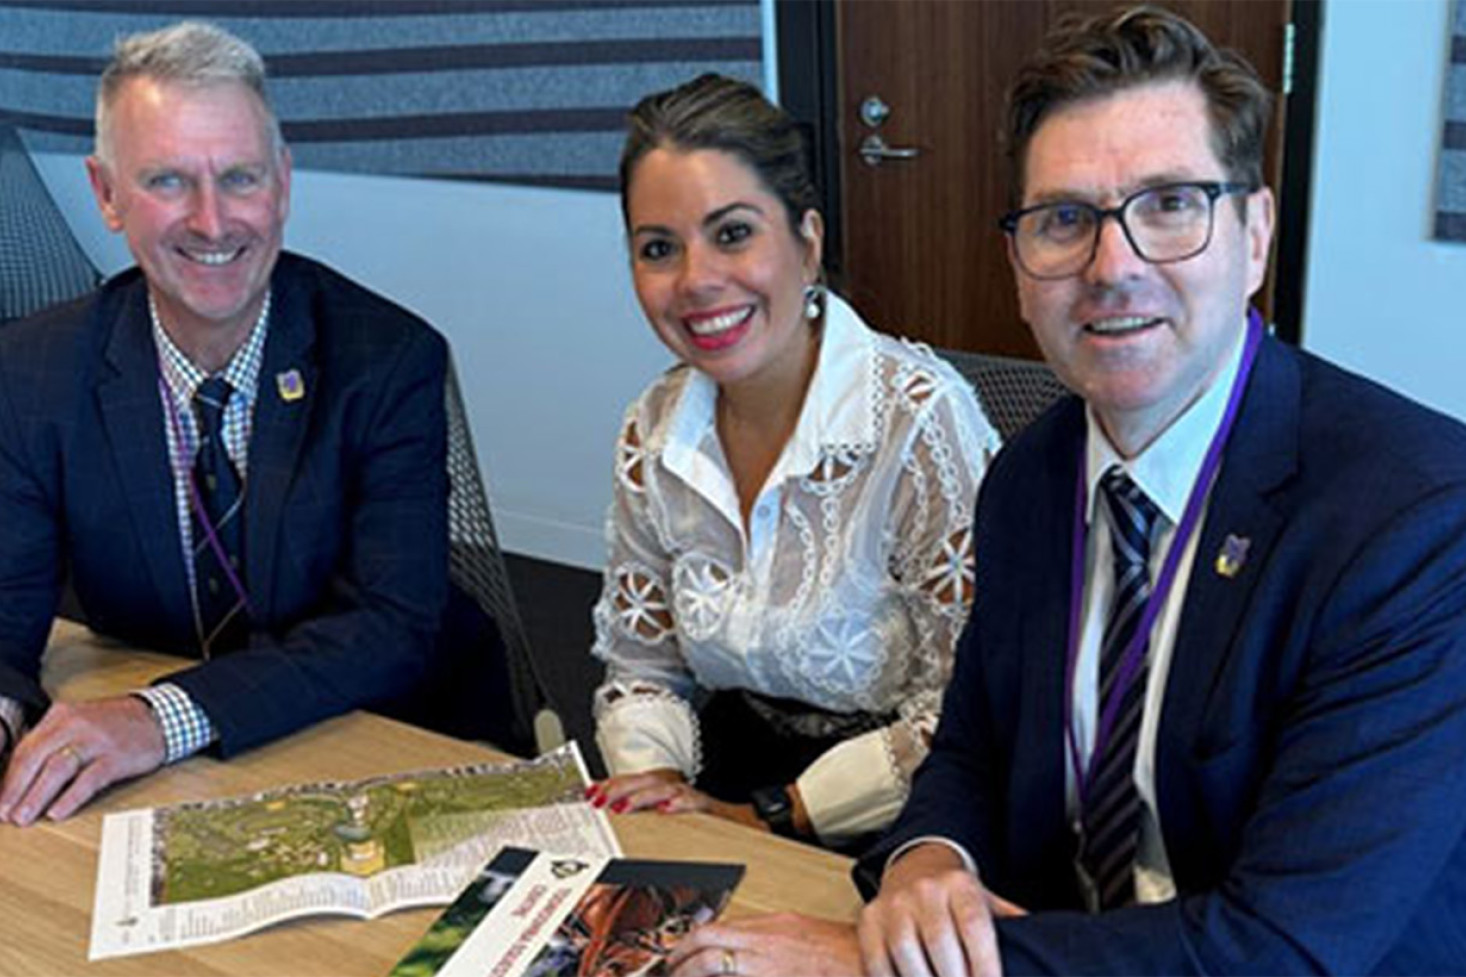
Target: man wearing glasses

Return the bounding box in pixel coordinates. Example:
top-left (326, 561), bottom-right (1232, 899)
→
top-left (843, 5), bottom-right (1466, 975)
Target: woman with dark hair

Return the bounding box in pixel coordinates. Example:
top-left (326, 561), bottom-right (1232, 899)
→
top-left (585, 74), bottom-right (999, 850)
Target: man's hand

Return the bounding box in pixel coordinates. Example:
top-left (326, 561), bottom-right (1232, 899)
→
top-left (858, 842), bottom-right (1021, 977)
top-left (669, 913), bottom-right (862, 976)
top-left (0, 696), bottom-right (165, 825)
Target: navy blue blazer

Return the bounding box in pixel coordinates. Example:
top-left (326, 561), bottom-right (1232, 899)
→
top-left (0, 252), bottom-right (448, 756)
top-left (856, 335), bottom-right (1466, 973)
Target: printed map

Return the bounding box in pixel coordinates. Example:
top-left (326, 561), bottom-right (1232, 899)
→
top-left (153, 751), bottom-right (585, 904)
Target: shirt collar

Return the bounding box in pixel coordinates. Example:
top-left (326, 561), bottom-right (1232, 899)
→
top-left (151, 292), bottom-right (272, 406)
top-left (662, 292), bottom-right (878, 479)
top-left (1084, 318), bottom-right (1248, 528)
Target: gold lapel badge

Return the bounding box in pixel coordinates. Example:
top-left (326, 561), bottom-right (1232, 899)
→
top-left (1215, 533), bottom-right (1251, 578)
top-left (276, 369), bottom-right (305, 403)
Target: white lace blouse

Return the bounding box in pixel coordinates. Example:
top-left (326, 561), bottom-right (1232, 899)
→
top-left (591, 295), bottom-right (1000, 843)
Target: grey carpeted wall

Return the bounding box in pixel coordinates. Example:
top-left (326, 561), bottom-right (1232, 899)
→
top-left (0, 0), bottom-right (763, 190)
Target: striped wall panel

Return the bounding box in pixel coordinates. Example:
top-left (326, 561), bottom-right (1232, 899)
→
top-left (1438, 0), bottom-right (1466, 242)
top-left (0, 0), bottom-right (763, 190)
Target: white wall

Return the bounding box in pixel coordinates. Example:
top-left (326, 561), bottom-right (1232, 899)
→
top-left (1302, 0), bottom-right (1466, 421)
top-left (36, 153), bottom-right (671, 571)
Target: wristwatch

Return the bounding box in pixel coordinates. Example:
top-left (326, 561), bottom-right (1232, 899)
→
top-left (750, 784), bottom-right (797, 838)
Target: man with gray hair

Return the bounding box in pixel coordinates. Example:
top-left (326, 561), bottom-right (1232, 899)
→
top-left (0, 21), bottom-right (450, 823)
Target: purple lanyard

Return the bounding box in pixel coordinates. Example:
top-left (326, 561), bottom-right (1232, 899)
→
top-left (1063, 309), bottom-right (1263, 803)
top-left (157, 375), bottom-right (254, 616)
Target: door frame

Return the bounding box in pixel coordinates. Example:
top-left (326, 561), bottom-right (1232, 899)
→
top-left (775, 0), bottom-right (846, 285)
top-left (776, 0), bottom-right (1323, 346)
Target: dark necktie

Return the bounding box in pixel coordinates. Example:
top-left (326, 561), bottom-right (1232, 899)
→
top-left (191, 376), bottom-right (246, 653)
top-left (1078, 467), bottom-right (1160, 910)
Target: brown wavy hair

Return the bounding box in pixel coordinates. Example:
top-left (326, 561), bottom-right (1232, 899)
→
top-left (1005, 4), bottom-right (1272, 206)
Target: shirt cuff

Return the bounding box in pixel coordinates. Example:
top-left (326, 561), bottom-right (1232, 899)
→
top-left (887, 836), bottom-right (979, 879)
top-left (0, 695), bottom-right (23, 754)
top-left (133, 684), bottom-right (216, 764)
top-left (797, 728), bottom-right (908, 845)
top-left (594, 688), bottom-right (701, 780)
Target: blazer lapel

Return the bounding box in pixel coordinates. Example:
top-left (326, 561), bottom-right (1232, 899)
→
top-left (1011, 400), bottom-right (1087, 893)
top-left (95, 282), bottom-right (193, 639)
top-left (244, 264), bottom-right (318, 622)
top-left (1155, 337), bottom-right (1299, 836)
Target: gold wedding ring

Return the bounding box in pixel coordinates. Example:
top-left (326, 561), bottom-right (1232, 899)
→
top-left (720, 948), bottom-right (737, 975)
top-left (58, 743), bottom-right (82, 767)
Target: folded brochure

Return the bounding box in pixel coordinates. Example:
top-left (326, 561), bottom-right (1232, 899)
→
top-left (90, 743), bottom-right (618, 960)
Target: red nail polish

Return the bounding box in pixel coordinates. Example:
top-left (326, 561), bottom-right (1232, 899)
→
top-left (611, 799), bottom-right (629, 813)
top-left (583, 784), bottom-right (597, 800)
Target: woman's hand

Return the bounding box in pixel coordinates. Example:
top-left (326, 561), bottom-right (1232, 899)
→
top-left (585, 769), bottom-right (766, 830)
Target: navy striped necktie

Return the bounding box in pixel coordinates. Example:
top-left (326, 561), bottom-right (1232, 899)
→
top-left (1078, 467), bottom-right (1160, 910)
top-left (191, 376), bottom-right (247, 654)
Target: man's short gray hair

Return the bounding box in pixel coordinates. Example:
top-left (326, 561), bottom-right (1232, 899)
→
top-left (94, 21), bottom-right (283, 164)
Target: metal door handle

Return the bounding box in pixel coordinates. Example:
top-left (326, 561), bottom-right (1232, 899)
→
top-left (859, 134), bottom-right (921, 167)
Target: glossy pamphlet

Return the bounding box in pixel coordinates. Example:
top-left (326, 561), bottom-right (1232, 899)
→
top-left (390, 846), bottom-right (744, 977)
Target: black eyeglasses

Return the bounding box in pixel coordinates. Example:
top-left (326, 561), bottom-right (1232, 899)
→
top-left (999, 181), bottom-right (1254, 280)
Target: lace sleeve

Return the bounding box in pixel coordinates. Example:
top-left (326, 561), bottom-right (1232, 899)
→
top-left (885, 362), bottom-right (1000, 777)
top-left (590, 406), bottom-right (702, 779)
top-left (799, 364), bottom-right (999, 844)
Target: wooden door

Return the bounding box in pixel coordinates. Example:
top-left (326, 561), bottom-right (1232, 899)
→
top-left (834, 0), bottom-right (1293, 357)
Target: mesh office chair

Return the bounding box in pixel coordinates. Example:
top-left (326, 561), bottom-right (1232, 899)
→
top-left (939, 348), bottom-right (1071, 443)
top-left (446, 360), bottom-right (563, 751)
top-left (1, 125), bottom-right (101, 323)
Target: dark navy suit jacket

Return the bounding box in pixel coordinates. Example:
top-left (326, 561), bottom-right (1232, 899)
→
top-left (856, 335), bottom-right (1466, 973)
top-left (0, 252), bottom-right (448, 756)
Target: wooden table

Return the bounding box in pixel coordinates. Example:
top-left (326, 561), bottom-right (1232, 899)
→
top-left (0, 623), bottom-right (862, 976)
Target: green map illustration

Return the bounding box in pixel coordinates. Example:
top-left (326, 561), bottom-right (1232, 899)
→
top-left (149, 752), bottom-right (586, 906)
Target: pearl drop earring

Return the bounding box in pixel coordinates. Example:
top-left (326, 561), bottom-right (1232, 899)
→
top-left (802, 283), bottom-right (826, 321)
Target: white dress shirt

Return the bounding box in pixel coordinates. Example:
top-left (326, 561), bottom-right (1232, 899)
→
top-left (1069, 322), bottom-right (1248, 903)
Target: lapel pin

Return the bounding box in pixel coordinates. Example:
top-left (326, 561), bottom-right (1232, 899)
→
top-left (276, 369), bottom-right (305, 403)
top-left (1215, 534), bottom-right (1251, 578)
